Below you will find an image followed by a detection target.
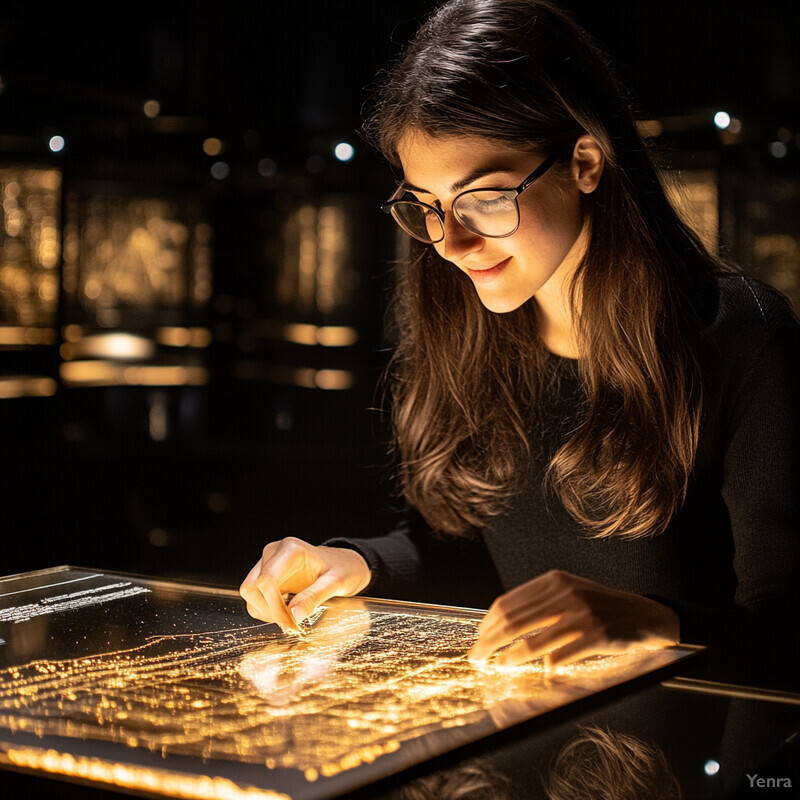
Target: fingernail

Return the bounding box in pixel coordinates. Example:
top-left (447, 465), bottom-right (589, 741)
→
top-left (467, 647), bottom-right (486, 664)
top-left (290, 606), bottom-right (307, 625)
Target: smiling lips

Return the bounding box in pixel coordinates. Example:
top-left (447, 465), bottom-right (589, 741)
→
top-left (465, 257), bottom-right (511, 284)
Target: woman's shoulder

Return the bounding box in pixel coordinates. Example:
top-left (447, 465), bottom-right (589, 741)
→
top-left (711, 272), bottom-right (799, 335)
top-left (701, 272), bottom-right (800, 389)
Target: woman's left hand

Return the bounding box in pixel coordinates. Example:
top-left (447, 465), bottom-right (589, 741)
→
top-left (467, 570), bottom-right (680, 668)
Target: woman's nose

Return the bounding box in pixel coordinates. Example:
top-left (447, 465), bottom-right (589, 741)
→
top-left (437, 210), bottom-right (484, 261)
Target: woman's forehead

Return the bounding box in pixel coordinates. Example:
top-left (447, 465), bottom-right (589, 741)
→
top-left (397, 130), bottom-right (534, 195)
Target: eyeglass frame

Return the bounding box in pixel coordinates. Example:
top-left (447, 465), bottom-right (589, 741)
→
top-left (380, 152), bottom-right (560, 244)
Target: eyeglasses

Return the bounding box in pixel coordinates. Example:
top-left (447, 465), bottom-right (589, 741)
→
top-left (381, 153), bottom-right (559, 244)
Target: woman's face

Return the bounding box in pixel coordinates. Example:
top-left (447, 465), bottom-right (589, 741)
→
top-left (396, 130), bottom-right (590, 314)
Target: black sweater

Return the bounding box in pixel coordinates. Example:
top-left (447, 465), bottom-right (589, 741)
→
top-left (328, 275), bottom-right (800, 689)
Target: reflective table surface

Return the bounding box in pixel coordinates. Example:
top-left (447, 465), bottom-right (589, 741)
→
top-left (0, 566), bottom-right (712, 799)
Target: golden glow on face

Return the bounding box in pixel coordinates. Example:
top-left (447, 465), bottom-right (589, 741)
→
top-left (396, 131), bottom-right (586, 315)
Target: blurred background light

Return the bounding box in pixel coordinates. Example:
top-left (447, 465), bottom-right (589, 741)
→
top-left (202, 138), bottom-right (224, 157)
top-left (0, 375), bottom-right (57, 398)
top-left (713, 111), bottom-right (731, 129)
top-left (210, 161), bottom-right (230, 180)
top-left (257, 158), bottom-right (277, 177)
top-left (770, 141), bottom-right (789, 158)
top-left (333, 141), bottom-right (355, 162)
top-left (71, 332), bottom-right (156, 361)
top-left (48, 135), bottom-right (65, 153)
top-left (704, 759), bottom-right (720, 776)
top-left (143, 99), bottom-right (160, 119)
top-left (727, 117), bottom-right (742, 134)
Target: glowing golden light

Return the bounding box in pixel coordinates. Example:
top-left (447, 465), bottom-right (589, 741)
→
top-left (157, 327), bottom-right (212, 348)
top-left (0, 746), bottom-right (290, 800)
top-left (203, 138), bottom-right (224, 157)
top-left (0, 569), bottom-right (698, 799)
top-left (278, 202), bottom-right (356, 316)
top-left (254, 320), bottom-right (358, 347)
top-left (0, 375), bottom-right (56, 398)
top-left (283, 322), bottom-right (317, 345)
top-left (0, 166), bottom-right (61, 327)
top-left (60, 361), bottom-right (208, 387)
top-left (74, 332), bottom-right (156, 361)
top-left (636, 119), bottom-right (663, 138)
top-left (0, 326), bottom-right (57, 346)
top-left (0, 598), bottom-right (680, 776)
top-left (315, 326), bottom-right (357, 347)
top-left (61, 195), bottom-right (211, 318)
top-left (62, 324), bottom-right (83, 342)
top-left (250, 364), bottom-right (355, 390)
top-left (314, 369), bottom-right (354, 390)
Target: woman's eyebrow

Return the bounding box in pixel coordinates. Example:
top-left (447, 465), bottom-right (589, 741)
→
top-left (402, 166), bottom-right (515, 195)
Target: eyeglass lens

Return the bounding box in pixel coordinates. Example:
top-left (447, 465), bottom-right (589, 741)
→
top-left (391, 190), bottom-right (519, 243)
top-left (391, 202), bottom-right (443, 243)
top-left (453, 191), bottom-right (518, 237)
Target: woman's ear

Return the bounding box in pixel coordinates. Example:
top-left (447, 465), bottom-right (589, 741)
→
top-left (571, 134), bottom-right (604, 194)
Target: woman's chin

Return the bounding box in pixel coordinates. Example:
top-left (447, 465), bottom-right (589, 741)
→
top-left (474, 288), bottom-right (534, 315)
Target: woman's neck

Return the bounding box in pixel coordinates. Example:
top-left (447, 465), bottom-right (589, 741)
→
top-left (534, 225), bottom-right (586, 360)
top-left (537, 297), bottom-right (579, 358)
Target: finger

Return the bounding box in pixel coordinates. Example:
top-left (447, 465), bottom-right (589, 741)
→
top-left (241, 571), bottom-right (293, 630)
top-left (240, 561), bottom-right (272, 621)
top-left (240, 556), bottom-right (297, 625)
top-left (493, 627), bottom-right (583, 667)
top-left (477, 589), bottom-right (567, 641)
top-left (243, 600), bottom-right (271, 624)
top-left (470, 610), bottom-right (562, 663)
top-left (251, 541), bottom-right (323, 631)
top-left (543, 634), bottom-right (608, 669)
top-left (255, 572), bottom-right (302, 633)
top-left (479, 573), bottom-right (567, 627)
top-left (288, 569), bottom-right (350, 624)
top-left (477, 604), bottom-right (562, 649)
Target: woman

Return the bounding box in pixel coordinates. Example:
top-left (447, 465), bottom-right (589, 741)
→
top-left (240, 0), bottom-right (799, 686)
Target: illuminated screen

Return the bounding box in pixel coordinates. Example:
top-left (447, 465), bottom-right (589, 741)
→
top-left (0, 567), bottom-right (700, 799)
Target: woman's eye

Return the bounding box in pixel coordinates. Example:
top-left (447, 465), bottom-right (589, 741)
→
top-left (476, 197), bottom-right (505, 209)
top-left (459, 192), bottom-right (510, 213)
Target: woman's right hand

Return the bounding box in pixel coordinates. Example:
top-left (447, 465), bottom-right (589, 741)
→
top-left (239, 537), bottom-right (372, 632)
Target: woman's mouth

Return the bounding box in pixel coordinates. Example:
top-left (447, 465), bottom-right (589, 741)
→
top-left (466, 257), bottom-right (511, 284)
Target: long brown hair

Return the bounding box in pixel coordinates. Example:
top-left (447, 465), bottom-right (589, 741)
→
top-left (365, 0), bottom-right (721, 538)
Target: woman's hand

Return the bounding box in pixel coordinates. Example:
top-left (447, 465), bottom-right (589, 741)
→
top-left (467, 570), bottom-right (679, 669)
top-left (239, 537), bottom-right (371, 632)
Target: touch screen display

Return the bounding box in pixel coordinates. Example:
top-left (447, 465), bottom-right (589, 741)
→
top-left (0, 567), bottom-right (700, 799)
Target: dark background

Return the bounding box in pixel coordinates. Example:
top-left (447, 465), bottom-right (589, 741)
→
top-left (0, 0), bottom-right (798, 587)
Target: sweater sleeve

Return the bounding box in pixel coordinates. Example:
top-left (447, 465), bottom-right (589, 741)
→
top-left (669, 323), bottom-right (800, 689)
top-left (325, 507), bottom-right (503, 609)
